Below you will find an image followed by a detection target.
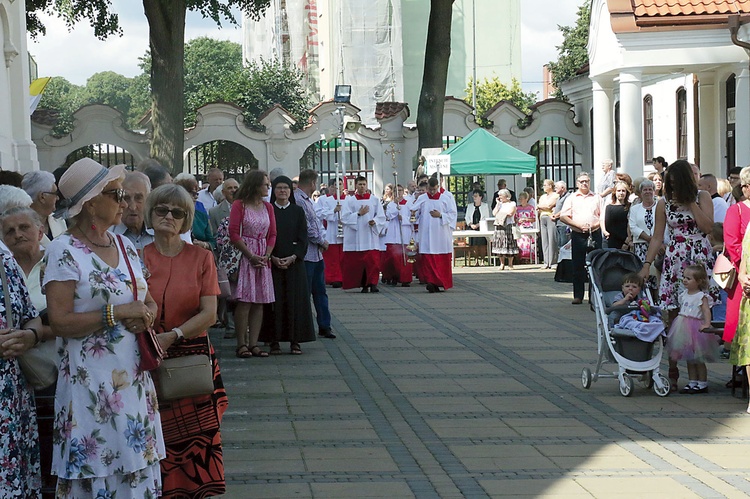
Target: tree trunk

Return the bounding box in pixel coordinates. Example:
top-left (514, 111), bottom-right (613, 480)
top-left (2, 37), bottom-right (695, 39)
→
top-left (144, 0), bottom-right (186, 174)
top-left (417, 0), bottom-right (454, 154)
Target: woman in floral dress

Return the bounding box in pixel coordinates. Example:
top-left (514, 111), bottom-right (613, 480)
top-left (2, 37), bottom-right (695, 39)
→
top-left (514, 191), bottom-right (536, 263)
top-left (639, 160), bottom-right (717, 391)
top-left (0, 248), bottom-right (44, 498)
top-left (229, 170), bottom-right (276, 358)
top-left (44, 159), bottom-right (165, 498)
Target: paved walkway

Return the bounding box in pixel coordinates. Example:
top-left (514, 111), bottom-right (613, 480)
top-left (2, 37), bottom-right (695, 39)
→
top-left (213, 266), bottom-right (750, 498)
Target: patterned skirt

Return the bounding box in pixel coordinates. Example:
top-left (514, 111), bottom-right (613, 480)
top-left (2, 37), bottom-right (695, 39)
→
top-left (492, 224), bottom-right (519, 256)
top-left (159, 335), bottom-right (228, 498)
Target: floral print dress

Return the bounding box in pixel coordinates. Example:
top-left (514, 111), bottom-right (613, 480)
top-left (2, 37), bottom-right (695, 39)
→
top-left (659, 200), bottom-right (718, 310)
top-left (0, 254), bottom-right (41, 498)
top-left (43, 234), bottom-right (165, 499)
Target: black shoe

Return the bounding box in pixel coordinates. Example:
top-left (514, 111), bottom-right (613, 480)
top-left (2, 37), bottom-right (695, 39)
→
top-left (318, 329), bottom-right (336, 339)
top-left (571, 298), bottom-right (583, 305)
top-left (426, 284), bottom-right (437, 293)
top-left (692, 386), bottom-right (708, 394)
top-left (370, 285), bottom-right (380, 293)
top-left (332, 281), bottom-right (343, 288)
top-left (679, 385), bottom-right (697, 394)
top-left (361, 287), bottom-right (370, 293)
top-left (401, 283), bottom-right (410, 287)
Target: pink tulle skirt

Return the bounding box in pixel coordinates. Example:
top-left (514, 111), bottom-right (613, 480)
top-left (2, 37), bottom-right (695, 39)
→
top-left (666, 315), bottom-right (718, 363)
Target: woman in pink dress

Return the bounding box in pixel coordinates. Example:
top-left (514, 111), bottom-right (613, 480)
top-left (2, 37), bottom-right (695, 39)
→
top-left (229, 170), bottom-right (276, 358)
top-left (515, 191), bottom-right (536, 263)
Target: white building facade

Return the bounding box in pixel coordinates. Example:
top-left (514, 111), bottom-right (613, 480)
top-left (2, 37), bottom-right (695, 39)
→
top-left (561, 0), bottom-right (750, 186)
top-left (0, 0), bottom-right (38, 172)
top-left (242, 0), bottom-right (521, 125)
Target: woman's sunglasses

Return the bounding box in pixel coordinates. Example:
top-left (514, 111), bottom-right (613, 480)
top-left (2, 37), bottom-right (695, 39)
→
top-left (152, 206), bottom-right (187, 220)
top-left (101, 189), bottom-right (125, 203)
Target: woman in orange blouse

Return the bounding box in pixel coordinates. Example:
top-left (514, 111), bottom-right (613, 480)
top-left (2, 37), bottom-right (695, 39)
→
top-left (143, 184), bottom-right (227, 498)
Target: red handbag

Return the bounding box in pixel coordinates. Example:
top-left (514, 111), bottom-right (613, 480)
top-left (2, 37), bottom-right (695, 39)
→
top-left (116, 236), bottom-right (164, 371)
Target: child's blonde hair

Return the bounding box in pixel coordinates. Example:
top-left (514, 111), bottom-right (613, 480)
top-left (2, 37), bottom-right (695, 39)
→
top-left (685, 264), bottom-right (709, 290)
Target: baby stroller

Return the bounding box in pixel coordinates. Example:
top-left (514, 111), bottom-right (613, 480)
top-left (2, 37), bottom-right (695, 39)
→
top-left (581, 249), bottom-right (671, 397)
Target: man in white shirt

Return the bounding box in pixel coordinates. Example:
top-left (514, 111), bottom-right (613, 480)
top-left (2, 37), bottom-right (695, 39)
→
top-left (317, 178), bottom-right (346, 287)
top-left (560, 172), bottom-right (602, 305)
top-left (412, 177), bottom-right (457, 292)
top-left (341, 176), bottom-right (386, 292)
top-left (698, 173), bottom-right (728, 223)
top-left (197, 168), bottom-right (224, 210)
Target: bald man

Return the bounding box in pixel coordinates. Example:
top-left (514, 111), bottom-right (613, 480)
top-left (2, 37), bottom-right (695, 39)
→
top-left (698, 173), bottom-right (728, 223)
top-left (197, 167), bottom-right (224, 210)
top-left (112, 171), bottom-right (153, 254)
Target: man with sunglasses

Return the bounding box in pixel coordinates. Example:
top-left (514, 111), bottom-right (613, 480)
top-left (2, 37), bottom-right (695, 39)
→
top-left (560, 172), bottom-right (601, 305)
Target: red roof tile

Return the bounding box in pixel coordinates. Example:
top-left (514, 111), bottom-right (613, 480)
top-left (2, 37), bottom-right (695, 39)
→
top-left (632, 0), bottom-right (750, 17)
top-left (375, 102), bottom-right (408, 121)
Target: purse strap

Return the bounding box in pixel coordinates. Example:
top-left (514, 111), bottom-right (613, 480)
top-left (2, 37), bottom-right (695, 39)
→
top-left (0, 258), bottom-right (14, 329)
top-left (116, 235), bottom-right (138, 301)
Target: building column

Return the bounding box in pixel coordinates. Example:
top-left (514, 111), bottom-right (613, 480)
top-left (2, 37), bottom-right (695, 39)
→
top-left (592, 78), bottom-right (614, 187)
top-left (736, 68), bottom-right (750, 167)
top-left (697, 71), bottom-right (720, 175)
top-left (619, 69), bottom-right (644, 179)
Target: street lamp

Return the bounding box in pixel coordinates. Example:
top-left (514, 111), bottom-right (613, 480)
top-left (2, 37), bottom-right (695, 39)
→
top-left (332, 84), bottom-right (360, 184)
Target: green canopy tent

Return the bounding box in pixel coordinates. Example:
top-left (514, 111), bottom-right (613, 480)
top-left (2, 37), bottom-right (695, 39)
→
top-left (439, 128), bottom-right (537, 175)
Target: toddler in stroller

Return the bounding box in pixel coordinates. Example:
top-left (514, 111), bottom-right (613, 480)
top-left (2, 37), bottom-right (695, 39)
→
top-left (581, 249), bottom-right (670, 397)
top-left (608, 273), bottom-right (664, 343)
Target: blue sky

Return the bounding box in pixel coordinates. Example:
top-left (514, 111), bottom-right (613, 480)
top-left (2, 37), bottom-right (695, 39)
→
top-left (27, 0), bottom-right (583, 97)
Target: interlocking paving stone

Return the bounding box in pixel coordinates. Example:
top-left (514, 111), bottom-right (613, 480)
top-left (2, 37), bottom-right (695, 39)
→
top-left (214, 266), bottom-right (750, 497)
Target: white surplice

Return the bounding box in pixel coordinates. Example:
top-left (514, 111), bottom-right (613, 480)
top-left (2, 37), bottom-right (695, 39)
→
top-left (341, 194), bottom-right (387, 252)
top-left (412, 191), bottom-right (457, 254)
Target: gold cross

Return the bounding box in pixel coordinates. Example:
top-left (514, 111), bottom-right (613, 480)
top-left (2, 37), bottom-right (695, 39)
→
top-left (387, 143), bottom-right (401, 169)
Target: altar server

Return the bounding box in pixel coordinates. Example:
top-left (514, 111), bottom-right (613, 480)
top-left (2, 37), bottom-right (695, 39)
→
top-left (341, 176), bottom-right (386, 292)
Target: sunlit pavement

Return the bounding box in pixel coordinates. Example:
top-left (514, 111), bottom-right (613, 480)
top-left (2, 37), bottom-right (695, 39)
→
top-left (212, 265), bottom-right (750, 498)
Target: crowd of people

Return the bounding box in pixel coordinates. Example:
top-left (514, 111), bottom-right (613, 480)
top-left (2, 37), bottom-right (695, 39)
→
top-left (0, 159), bottom-right (467, 497)
top-left (4, 154), bottom-right (750, 497)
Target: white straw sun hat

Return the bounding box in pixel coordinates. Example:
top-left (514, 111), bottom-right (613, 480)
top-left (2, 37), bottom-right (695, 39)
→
top-left (54, 158), bottom-right (127, 219)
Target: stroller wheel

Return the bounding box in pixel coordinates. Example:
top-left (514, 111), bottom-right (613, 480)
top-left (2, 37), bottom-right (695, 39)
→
top-left (654, 374), bottom-right (671, 397)
top-left (619, 376), bottom-right (634, 397)
top-left (581, 368), bottom-right (592, 389)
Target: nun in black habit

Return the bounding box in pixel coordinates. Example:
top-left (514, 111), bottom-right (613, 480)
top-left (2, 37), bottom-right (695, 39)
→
top-left (259, 175), bottom-right (316, 354)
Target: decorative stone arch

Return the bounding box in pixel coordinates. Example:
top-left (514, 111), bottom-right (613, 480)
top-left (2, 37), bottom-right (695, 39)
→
top-left (32, 104), bottom-right (149, 171)
top-left (183, 103), bottom-right (265, 175)
top-left (442, 97), bottom-right (478, 138)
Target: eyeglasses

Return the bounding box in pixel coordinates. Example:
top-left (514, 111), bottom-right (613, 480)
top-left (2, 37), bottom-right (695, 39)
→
top-left (101, 189), bottom-right (125, 203)
top-left (152, 206), bottom-right (188, 220)
top-left (577, 179), bottom-right (590, 184)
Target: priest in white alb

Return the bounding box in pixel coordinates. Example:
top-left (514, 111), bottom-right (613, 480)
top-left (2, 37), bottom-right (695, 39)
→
top-left (341, 176), bottom-right (387, 292)
top-left (412, 176), bottom-right (457, 292)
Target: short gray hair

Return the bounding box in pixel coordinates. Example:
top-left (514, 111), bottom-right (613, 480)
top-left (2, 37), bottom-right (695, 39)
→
top-left (21, 170), bottom-right (56, 201)
top-left (554, 181), bottom-right (567, 190)
top-left (0, 186), bottom-right (32, 214)
top-left (269, 168), bottom-right (285, 182)
top-left (173, 172), bottom-right (197, 184)
top-left (498, 189), bottom-right (512, 200)
top-left (144, 184), bottom-right (195, 234)
top-left (0, 206), bottom-right (43, 231)
top-left (123, 171), bottom-right (151, 193)
top-left (638, 179), bottom-right (655, 194)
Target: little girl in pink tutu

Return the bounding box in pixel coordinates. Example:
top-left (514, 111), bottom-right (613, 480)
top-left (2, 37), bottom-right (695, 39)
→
top-left (666, 264), bottom-right (718, 394)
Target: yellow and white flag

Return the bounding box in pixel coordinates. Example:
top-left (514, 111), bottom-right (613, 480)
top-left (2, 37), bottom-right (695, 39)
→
top-left (29, 77), bottom-right (52, 115)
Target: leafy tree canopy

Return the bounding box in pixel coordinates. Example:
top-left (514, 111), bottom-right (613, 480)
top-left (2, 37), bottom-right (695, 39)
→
top-left (546, 2), bottom-right (591, 99)
top-left (234, 58), bottom-right (311, 132)
top-left (464, 76), bottom-right (537, 128)
top-left (37, 38), bottom-right (310, 135)
top-left (26, 0), bottom-right (271, 39)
